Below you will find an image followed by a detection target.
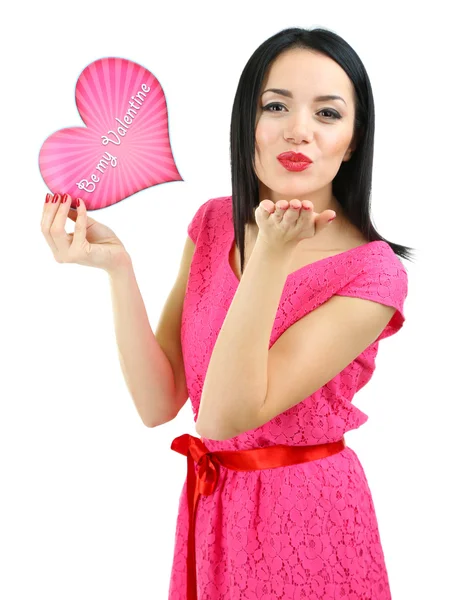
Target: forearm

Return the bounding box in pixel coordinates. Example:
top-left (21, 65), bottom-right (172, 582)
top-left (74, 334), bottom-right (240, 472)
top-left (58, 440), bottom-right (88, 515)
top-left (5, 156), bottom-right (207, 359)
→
top-left (107, 259), bottom-right (177, 427)
top-left (196, 237), bottom-right (294, 439)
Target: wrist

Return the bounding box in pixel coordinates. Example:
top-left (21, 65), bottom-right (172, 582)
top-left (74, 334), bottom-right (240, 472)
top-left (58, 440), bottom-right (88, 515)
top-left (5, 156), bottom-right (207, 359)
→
top-left (255, 233), bottom-right (296, 258)
top-left (254, 234), bottom-right (296, 269)
top-left (106, 253), bottom-right (133, 278)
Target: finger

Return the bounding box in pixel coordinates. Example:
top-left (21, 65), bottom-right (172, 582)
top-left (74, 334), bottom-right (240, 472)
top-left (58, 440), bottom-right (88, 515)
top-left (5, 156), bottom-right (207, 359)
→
top-left (274, 200), bottom-right (289, 217)
top-left (41, 192), bottom-right (53, 220)
top-left (41, 193), bottom-right (70, 255)
top-left (67, 199), bottom-right (98, 228)
top-left (301, 200), bottom-right (313, 212)
top-left (283, 201), bottom-right (301, 222)
top-left (286, 199), bottom-right (302, 219)
top-left (289, 199), bottom-right (302, 210)
top-left (41, 193), bottom-right (53, 230)
top-left (66, 205), bottom-right (79, 222)
top-left (48, 193), bottom-right (75, 257)
top-left (295, 201), bottom-right (314, 228)
top-left (72, 198), bottom-right (87, 248)
top-left (41, 193), bottom-right (59, 254)
top-left (259, 199), bottom-right (275, 214)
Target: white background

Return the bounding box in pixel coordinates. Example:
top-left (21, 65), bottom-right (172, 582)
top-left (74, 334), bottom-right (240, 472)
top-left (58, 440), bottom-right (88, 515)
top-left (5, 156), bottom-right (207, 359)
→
top-left (1, 1), bottom-right (455, 598)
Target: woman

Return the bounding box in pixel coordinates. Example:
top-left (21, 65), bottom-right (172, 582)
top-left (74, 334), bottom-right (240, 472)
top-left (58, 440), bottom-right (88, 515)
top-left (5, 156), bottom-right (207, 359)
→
top-left (170, 27), bottom-right (413, 600)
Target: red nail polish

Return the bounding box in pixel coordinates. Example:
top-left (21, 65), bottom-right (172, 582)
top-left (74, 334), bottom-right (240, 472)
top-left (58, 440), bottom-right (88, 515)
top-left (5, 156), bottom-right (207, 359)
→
top-left (328, 216), bottom-right (336, 222)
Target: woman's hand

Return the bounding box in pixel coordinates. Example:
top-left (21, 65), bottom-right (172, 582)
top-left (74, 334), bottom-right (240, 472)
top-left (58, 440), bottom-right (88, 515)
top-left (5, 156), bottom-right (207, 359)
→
top-left (255, 199), bottom-right (336, 251)
top-left (41, 192), bottom-right (131, 274)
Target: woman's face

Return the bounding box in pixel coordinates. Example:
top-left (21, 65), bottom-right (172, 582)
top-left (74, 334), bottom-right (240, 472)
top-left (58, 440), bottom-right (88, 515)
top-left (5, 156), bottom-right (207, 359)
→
top-left (254, 48), bottom-right (357, 202)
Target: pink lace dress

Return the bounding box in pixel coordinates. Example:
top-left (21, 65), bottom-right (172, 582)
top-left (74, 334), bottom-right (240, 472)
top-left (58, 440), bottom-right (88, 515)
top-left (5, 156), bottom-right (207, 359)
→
top-left (168, 195), bottom-right (408, 600)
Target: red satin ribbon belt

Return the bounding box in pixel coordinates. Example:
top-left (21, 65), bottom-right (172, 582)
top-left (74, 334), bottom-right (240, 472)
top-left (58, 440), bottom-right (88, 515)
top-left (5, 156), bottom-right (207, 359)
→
top-left (170, 433), bottom-right (346, 600)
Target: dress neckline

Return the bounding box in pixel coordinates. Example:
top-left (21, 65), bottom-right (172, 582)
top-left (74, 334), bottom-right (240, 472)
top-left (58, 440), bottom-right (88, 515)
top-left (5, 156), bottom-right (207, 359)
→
top-left (226, 227), bottom-right (384, 285)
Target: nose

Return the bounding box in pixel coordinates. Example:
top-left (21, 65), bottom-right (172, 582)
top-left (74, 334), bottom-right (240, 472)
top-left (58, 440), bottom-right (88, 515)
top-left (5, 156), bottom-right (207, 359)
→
top-left (284, 111), bottom-right (314, 144)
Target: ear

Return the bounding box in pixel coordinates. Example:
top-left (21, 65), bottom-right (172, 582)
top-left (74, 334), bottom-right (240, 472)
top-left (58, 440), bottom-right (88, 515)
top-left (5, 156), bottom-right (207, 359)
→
top-left (343, 140), bottom-right (357, 161)
top-left (344, 128), bottom-right (362, 161)
top-left (343, 144), bottom-right (357, 161)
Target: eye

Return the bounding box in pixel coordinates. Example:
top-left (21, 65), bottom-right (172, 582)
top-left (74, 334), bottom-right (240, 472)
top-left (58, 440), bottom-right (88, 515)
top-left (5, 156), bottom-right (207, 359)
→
top-left (261, 103), bottom-right (342, 120)
top-left (261, 102), bottom-right (286, 113)
top-left (318, 108), bottom-right (342, 120)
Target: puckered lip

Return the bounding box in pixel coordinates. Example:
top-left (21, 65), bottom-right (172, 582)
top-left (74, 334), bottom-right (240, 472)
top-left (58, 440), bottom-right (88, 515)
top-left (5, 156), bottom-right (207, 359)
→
top-left (277, 151), bottom-right (313, 163)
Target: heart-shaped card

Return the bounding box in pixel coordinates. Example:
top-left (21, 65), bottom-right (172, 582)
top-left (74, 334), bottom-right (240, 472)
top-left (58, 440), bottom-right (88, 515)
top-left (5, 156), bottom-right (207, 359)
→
top-left (39, 57), bottom-right (182, 210)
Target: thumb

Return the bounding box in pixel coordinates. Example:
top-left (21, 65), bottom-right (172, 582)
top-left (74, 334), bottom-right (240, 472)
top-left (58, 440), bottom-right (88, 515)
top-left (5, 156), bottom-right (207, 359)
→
top-left (68, 198), bottom-right (97, 228)
top-left (72, 198), bottom-right (88, 245)
top-left (314, 210), bottom-right (337, 235)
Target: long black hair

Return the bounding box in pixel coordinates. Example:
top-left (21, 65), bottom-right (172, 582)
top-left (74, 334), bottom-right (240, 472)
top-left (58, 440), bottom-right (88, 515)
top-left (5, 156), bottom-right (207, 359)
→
top-left (229, 26), bottom-right (416, 276)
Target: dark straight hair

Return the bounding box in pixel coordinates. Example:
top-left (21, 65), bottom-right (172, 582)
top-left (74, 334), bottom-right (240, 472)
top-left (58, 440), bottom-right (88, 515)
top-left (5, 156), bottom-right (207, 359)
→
top-left (229, 26), bottom-right (416, 276)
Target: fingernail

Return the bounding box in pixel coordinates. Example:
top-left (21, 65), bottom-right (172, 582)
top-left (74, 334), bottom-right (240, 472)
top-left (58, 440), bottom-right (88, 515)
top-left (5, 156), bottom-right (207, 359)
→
top-left (76, 198), bottom-right (80, 208)
top-left (328, 216), bottom-right (336, 222)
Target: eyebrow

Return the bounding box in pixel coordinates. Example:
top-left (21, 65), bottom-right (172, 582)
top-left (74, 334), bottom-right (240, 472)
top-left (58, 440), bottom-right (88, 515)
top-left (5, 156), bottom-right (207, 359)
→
top-left (261, 88), bottom-right (347, 106)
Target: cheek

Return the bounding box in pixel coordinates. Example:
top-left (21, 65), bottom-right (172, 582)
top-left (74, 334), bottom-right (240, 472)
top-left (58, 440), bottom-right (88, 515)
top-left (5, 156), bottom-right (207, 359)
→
top-left (255, 118), bottom-right (278, 147)
top-left (323, 130), bottom-right (353, 156)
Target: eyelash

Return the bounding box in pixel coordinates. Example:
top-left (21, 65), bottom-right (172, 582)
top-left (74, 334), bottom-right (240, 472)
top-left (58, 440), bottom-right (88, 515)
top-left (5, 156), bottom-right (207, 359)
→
top-left (261, 103), bottom-right (342, 120)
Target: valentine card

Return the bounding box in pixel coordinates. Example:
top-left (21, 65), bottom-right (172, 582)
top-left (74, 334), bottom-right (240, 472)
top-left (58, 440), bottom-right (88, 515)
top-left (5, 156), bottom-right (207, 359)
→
top-left (39, 57), bottom-right (183, 210)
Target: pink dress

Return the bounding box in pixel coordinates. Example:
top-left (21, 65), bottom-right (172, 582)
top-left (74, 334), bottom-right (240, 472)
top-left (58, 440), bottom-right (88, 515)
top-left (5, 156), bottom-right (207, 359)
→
top-left (168, 195), bottom-right (408, 600)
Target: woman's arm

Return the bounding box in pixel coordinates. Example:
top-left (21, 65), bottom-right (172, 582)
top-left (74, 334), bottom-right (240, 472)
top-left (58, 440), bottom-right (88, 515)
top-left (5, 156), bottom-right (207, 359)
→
top-left (196, 237), bottom-right (293, 439)
top-left (108, 259), bottom-right (179, 427)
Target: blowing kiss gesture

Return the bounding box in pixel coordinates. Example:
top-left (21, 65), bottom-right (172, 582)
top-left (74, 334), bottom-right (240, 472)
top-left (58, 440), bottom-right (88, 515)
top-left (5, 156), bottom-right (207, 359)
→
top-left (255, 199), bottom-right (337, 251)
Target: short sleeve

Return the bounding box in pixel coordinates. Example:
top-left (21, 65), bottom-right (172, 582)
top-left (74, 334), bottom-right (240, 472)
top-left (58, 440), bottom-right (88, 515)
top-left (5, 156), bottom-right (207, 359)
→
top-left (335, 255), bottom-right (408, 342)
top-left (187, 198), bottom-right (213, 243)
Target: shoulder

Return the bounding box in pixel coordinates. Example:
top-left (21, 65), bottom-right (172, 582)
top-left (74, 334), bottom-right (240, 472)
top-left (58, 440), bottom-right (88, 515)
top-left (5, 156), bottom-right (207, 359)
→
top-left (343, 240), bottom-right (408, 293)
top-left (336, 240), bottom-right (408, 340)
top-left (187, 195), bottom-right (231, 243)
top-left (365, 241), bottom-right (408, 283)
top-left (189, 195), bottom-right (231, 224)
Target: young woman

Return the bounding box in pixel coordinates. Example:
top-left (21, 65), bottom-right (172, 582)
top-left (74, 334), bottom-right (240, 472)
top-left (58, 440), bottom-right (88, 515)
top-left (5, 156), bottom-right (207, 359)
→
top-left (169, 27), bottom-right (414, 600)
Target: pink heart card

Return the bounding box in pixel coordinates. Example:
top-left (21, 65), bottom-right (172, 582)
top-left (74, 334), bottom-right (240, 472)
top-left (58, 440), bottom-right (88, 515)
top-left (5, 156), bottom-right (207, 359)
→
top-left (39, 57), bottom-right (183, 210)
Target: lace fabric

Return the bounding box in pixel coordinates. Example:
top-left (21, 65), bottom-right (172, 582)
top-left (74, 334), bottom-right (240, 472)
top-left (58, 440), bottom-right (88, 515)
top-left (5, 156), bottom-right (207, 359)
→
top-left (168, 196), bottom-right (408, 599)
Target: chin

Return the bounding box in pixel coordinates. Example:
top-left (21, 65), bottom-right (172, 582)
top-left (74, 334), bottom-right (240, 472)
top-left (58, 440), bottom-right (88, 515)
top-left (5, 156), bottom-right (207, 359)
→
top-left (259, 177), bottom-right (314, 200)
top-left (275, 186), bottom-right (314, 199)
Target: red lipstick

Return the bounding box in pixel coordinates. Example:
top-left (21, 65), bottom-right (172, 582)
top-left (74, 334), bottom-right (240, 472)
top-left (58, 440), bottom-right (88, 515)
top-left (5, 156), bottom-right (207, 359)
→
top-left (277, 151), bottom-right (312, 162)
top-left (277, 151), bottom-right (313, 172)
